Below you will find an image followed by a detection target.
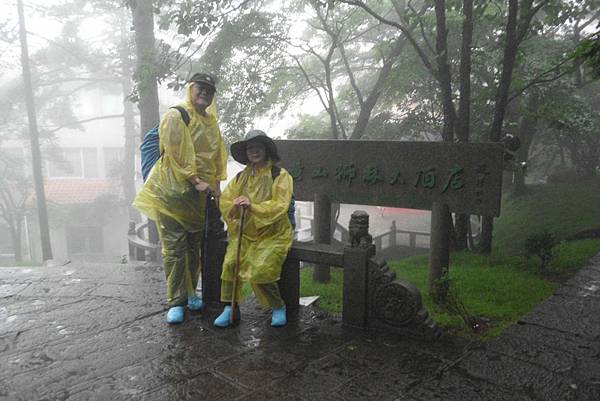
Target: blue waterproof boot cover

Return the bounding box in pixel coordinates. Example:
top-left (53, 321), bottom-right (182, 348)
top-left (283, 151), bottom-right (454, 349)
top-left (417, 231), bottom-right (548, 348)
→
top-left (271, 306), bottom-right (287, 327)
top-left (166, 306), bottom-right (185, 324)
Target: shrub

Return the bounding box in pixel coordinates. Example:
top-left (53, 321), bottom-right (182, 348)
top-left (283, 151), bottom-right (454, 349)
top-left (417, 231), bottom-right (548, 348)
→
top-left (524, 230), bottom-right (557, 271)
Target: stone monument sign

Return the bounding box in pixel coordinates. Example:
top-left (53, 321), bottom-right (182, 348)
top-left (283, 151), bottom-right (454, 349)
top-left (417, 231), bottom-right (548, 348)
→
top-left (275, 140), bottom-right (504, 216)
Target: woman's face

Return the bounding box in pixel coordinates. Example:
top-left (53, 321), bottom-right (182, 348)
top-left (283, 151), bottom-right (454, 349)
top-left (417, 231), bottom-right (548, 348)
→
top-left (191, 83), bottom-right (215, 112)
top-left (246, 140), bottom-right (267, 166)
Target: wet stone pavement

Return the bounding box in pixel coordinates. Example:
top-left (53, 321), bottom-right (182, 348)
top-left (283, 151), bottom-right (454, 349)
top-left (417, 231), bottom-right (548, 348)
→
top-left (1, 254), bottom-right (600, 401)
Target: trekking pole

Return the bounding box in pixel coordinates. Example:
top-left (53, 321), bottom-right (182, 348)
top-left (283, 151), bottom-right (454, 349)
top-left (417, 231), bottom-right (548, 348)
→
top-left (201, 191), bottom-right (212, 294)
top-left (230, 206), bottom-right (247, 324)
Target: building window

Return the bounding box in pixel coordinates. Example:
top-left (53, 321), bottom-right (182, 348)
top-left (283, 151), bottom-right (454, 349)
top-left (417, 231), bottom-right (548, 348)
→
top-left (48, 149), bottom-right (83, 178)
top-left (66, 226), bottom-right (104, 254)
top-left (104, 147), bottom-right (123, 178)
top-left (47, 148), bottom-right (99, 179)
top-left (83, 148), bottom-right (99, 178)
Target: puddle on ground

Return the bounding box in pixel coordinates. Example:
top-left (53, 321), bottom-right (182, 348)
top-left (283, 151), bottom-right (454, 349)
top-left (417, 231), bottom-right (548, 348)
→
top-left (243, 335), bottom-right (262, 348)
top-left (579, 282), bottom-right (600, 297)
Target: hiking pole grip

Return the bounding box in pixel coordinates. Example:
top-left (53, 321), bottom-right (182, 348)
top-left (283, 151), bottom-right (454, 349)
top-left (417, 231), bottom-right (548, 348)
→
top-left (230, 207), bottom-right (247, 324)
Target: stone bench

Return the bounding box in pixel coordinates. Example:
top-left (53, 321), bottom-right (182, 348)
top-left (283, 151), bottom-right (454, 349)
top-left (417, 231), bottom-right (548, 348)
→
top-left (201, 210), bottom-right (441, 340)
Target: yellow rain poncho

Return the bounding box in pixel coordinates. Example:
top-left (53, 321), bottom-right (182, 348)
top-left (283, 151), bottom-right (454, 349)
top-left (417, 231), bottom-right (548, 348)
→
top-left (132, 83), bottom-right (227, 307)
top-left (220, 162), bottom-right (294, 287)
top-left (133, 85), bottom-right (227, 232)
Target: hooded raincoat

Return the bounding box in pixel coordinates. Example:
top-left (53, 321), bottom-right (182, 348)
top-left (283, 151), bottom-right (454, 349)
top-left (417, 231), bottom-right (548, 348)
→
top-left (219, 162), bottom-right (294, 287)
top-left (133, 85), bottom-right (227, 232)
top-left (133, 84), bottom-right (227, 307)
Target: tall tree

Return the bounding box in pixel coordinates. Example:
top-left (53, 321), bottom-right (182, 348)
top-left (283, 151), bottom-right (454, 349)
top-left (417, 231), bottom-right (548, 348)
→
top-left (17, 0), bottom-right (53, 261)
top-left (0, 154), bottom-right (31, 263)
top-left (129, 0), bottom-right (161, 244)
top-left (338, 0), bottom-right (549, 298)
top-left (129, 0), bottom-right (160, 137)
top-left (479, 0), bottom-right (549, 254)
top-left (119, 9), bottom-right (139, 221)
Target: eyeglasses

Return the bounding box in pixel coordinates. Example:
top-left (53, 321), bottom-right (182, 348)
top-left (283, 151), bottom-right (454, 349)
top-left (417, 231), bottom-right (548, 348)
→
top-left (194, 83), bottom-right (215, 95)
top-left (246, 142), bottom-right (266, 152)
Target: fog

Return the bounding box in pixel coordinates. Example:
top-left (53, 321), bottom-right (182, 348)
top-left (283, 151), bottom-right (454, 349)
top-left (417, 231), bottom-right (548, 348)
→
top-left (0, 0), bottom-right (598, 264)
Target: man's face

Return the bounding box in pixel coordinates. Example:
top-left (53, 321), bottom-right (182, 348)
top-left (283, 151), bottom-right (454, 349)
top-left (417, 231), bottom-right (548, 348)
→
top-left (246, 140), bottom-right (267, 165)
top-left (191, 82), bottom-right (215, 111)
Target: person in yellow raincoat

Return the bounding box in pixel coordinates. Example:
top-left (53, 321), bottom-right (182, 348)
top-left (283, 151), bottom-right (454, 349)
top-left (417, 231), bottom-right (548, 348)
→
top-left (133, 72), bottom-right (227, 324)
top-left (214, 130), bottom-right (293, 328)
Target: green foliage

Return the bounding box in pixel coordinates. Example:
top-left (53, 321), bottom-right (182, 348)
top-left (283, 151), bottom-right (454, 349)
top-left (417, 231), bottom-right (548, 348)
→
top-left (524, 230), bottom-right (557, 271)
top-left (156, 3), bottom-right (289, 142)
top-left (285, 113), bottom-right (332, 139)
top-left (546, 239), bottom-right (600, 277)
top-left (494, 180), bottom-right (600, 255)
top-left (576, 32), bottom-right (600, 79)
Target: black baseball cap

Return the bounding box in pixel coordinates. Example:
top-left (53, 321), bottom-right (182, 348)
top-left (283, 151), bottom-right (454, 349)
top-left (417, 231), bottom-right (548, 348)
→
top-left (189, 72), bottom-right (218, 91)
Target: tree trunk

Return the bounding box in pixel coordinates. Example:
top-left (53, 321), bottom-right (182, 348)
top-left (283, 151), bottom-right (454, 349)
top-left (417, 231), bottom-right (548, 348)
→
top-left (453, 0), bottom-right (474, 251)
top-left (513, 93), bottom-right (540, 196)
top-left (350, 39), bottom-right (405, 139)
top-left (130, 0), bottom-right (160, 137)
top-left (479, 0), bottom-right (520, 254)
top-left (313, 194), bottom-right (332, 283)
top-left (456, 0), bottom-right (473, 144)
top-left (17, 0), bottom-right (53, 261)
top-left (120, 11), bottom-right (140, 222)
top-left (434, 0), bottom-right (456, 142)
top-left (427, 0), bottom-right (456, 301)
top-left (9, 220), bottom-right (23, 263)
top-left (131, 0), bottom-right (160, 244)
top-left (454, 213), bottom-right (469, 250)
top-left (429, 202), bottom-right (450, 303)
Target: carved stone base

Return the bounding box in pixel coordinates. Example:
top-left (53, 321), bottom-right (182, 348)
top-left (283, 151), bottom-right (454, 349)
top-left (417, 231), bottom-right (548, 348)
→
top-left (367, 258), bottom-right (442, 341)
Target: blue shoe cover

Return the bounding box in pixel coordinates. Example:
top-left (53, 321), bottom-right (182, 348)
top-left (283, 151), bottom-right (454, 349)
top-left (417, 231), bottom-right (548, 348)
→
top-left (271, 306), bottom-right (287, 327)
top-left (166, 306), bottom-right (184, 324)
top-left (214, 306), bottom-right (233, 328)
top-left (187, 296), bottom-right (204, 311)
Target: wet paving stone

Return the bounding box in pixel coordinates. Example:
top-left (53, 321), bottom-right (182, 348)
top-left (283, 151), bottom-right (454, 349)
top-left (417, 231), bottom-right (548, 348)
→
top-left (2, 256), bottom-right (600, 401)
top-left (334, 371), bottom-right (414, 401)
top-left (406, 370), bottom-right (532, 401)
top-left (518, 293), bottom-right (600, 339)
top-left (337, 338), bottom-right (446, 378)
top-left (235, 385), bottom-right (309, 401)
top-left (457, 349), bottom-right (582, 401)
top-left (489, 326), bottom-right (600, 383)
top-left (0, 283), bottom-right (29, 297)
top-left (484, 333), bottom-right (578, 373)
top-left (562, 264), bottom-right (600, 288)
top-left (149, 371), bottom-right (246, 401)
top-left (215, 347), bottom-right (298, 389)
top-left (259, 353), bottom-right (362, 400)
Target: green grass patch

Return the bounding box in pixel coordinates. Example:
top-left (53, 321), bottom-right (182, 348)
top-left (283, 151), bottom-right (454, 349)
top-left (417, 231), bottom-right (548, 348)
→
top-left (299, 266), bottom-right (344, 313)
top-left (294, 180), bottom-right (600, 339)
top-left (494, 179), bottom-right (600, 256)
top-left (298, 239), bottom-right (600, 339)
top-left (512, 239), bottom-right (600, 280)
top-left (390, 253), bottom-right (559, 338)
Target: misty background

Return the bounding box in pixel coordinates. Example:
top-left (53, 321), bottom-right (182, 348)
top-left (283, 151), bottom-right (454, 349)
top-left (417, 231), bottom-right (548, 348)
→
top-left (0, 0), bottom-right (598, 265)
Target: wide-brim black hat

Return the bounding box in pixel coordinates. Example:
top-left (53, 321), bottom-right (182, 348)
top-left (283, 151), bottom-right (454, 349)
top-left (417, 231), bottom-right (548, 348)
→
top-left (230, 130), bottom-right (280, 165)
